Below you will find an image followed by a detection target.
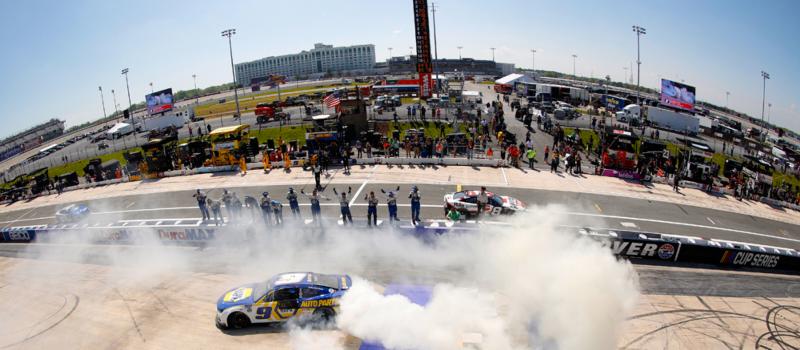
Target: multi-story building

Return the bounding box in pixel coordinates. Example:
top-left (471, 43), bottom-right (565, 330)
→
top-left (235, 43), bottom-right (376, 85)
top-left (0, 119), bottom-right (65, 162)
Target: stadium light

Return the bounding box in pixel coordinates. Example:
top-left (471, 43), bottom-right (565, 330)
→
top-left (221, 28), bottom-right (240, 123)
top-left (761, 70), bottom-right (770, 139)
top-left (632, 25), bottom-right (646, 111)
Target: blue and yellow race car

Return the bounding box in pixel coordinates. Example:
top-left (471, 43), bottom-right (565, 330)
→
top-left (216, 272), bottom-right (352, 329)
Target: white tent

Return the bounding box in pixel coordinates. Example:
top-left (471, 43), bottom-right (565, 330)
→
top-left (494, 73), bottom-right (535, 85)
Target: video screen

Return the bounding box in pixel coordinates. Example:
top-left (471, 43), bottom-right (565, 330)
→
top-left (660, 79), bottom-right (695, 111)
top-left (146, 88), bottom-right (174, 114)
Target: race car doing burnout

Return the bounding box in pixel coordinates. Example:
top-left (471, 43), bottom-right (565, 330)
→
top-left (216, 272), bottom-right (351, 329)
top-left (55, 204), bottom-right (90, 223)
top-left (444, 190), bottom-right (527, 217)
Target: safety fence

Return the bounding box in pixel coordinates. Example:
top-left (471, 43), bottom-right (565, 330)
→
top-left (2, 219), bottom-right (798, 275)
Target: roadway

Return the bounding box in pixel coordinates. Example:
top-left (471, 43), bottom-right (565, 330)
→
top-left (1, 183), bottom-right (798, 250)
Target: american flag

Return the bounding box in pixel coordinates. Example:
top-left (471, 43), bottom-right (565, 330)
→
top-left (323, 93), bottom-right (341, 108)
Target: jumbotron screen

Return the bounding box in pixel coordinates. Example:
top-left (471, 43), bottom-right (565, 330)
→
top-left (146, 88), bottom-right (174, 114)
top-left (660, 79), bottom-right (696, 112)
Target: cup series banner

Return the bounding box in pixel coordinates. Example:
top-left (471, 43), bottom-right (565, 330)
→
top-left (413, 0), bottom-right (433, 99)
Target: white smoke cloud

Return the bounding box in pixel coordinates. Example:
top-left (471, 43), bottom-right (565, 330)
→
top-left (334, 205), bottom-right (639, 350)
top-left (2, 201), bottom-right (638, 349)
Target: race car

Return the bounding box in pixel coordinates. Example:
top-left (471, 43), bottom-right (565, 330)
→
top-left (443, 190), bottom-right (526, 217)
top-left (216, 272), bottom-right (352, 329)
top-left (55, 204), bottom-right (90, 223)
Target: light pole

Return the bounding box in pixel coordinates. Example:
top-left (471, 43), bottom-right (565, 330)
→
top-left (387, 47), bottom-right (393, 61)
top-left (571, 54), bottom-right (577, 77)
top-left (490, 47), bottom-right (496, 62)
top-left (121, 68), bottom-right (139, 146)
top-left (768, 102), bottom-right (772, 124)
top-left (409, 46), bottom-right (413, 56)
top-left (111, 89), bottom-right (118, 115)
top-left (632, 25), bottom-right (646, 108)
top-left (760, 70), bottom-right (770, 140)
top-left (192, 74), bottom-right (198, 104)
top-left (725, 91), bottom-right (730, 109)
top-left (221, 28), bottom-right (241, 122)
top-left (149, 82), bottom-right (153, 93)
top-left (431, 2), bottom-right (439, 94)
top-left (622, 67), bottom-right (628, 83)
top-left (98, 86), bottom-right (107, 119)
top-left (457, 46), bottom-right (463, 60)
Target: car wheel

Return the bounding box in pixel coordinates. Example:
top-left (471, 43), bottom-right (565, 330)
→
top-left (311, 307), bottom-right (335, 328)
top-left (227, 312), bottom-right (251, 329)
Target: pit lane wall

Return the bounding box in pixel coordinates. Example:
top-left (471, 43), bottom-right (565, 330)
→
top-left (1, 221), bottom-right (799, 274)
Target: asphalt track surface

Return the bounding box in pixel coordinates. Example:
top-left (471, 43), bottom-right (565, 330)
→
top-left (1, 183), bottom-right (798, 250)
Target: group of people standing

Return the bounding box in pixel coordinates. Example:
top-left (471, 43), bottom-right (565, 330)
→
top-left (193, 185), bottom-right (424, 227)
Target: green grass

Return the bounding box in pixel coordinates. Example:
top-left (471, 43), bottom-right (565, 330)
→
top-left (386, 121), bottom-right (465, 139)
top-left (193, 83), bottom-right (367, 118)
top-left (478, 81), bottom-right (494, 85)
top-left (563, 128), bottom-right (600, 151)
top-left (773, 172), bottom-right (800, 192)
top-left (249, 124), bottom-right (310, 146)
top-left (48, 147), bottom-right (140, 179)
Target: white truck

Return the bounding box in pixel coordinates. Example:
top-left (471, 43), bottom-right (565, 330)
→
top-left (142, 109), bottom-right (190, 131)
top-left (647, 106), bottom-right (699, 135)
top-left (616, 104), bottom-right (642, 123)
top-left (106, 122), bottom-right (134, 139)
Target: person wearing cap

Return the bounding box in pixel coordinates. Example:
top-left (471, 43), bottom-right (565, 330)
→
top-left (259, 192), bottom-right (273, 224)
top-left (381, 186), bottom-right (400, 223)
top-left (333, 187), bottom-right (353, 225)
top-left (271, 198), bottom-right (283, 225)
top-left (364, 191), bottom-right (379, 227)
top-left (221, 189), bottom-right (233, 218)
top-left (477, 187), bottom-right (489, 217)
top-left (193, 189), bottom-right (209, 221)
top-left (301, 188), bottom-right (326, 222)
top-left (207, 198), bottom-right (222, 226)
top-left (409, 186), bottom-right (421, 225)
top-left (286, 188), bottom-right (300, 218)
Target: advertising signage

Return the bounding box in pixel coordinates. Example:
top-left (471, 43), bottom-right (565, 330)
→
top-left (146, 88), bottom-right (174, 115)
top-left (412, 0), bottom-right (433, 98)
top-left (660, 79), bottom-right (695, 112)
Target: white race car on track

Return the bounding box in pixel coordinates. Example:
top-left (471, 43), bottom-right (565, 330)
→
top-left (443, 190), bottom-right (526, 217)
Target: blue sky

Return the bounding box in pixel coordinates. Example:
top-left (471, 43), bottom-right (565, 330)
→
top-left (0, 0), bottom-right (798, 137)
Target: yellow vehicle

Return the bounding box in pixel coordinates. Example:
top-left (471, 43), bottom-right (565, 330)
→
top-left (209, 124), bottom-right (250, 166)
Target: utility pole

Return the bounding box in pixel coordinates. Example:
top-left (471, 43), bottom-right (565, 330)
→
top-left (632, 25), bottom-right (646, 109)
top-left (490, 47), bottom-right (496, 62)
top-left (222, 28), bottom-right (241, 123)
top-left (457, 46), bottom-right (463, 60)
top-left (761, 70), bottom-right (770, 140)
top-left (98, 86), bottom-right (107, 119)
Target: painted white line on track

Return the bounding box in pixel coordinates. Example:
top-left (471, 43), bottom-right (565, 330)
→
top-left (501, 167), bottom-right (509, 185)
top-left (125, 201), bottom-right (136, 209)
top-left (349, 180), bottom-right (369, 206)
top-left (620, 222), bottom-right (637, 228)
top-left (563, 211), bottom-right (800, 244)
top-left (707, 217), bottom-right (716, 225)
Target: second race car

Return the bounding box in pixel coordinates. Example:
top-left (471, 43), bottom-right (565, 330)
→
top-left (443, 190), bottom-right (526, 217)
top-left (55, 204), bottom-right (90, 223)
top-left (216, 272), bottom-right (352, 329)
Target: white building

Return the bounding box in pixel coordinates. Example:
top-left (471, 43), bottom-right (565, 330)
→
top-left (235, 43), bottom-right (376, 85)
